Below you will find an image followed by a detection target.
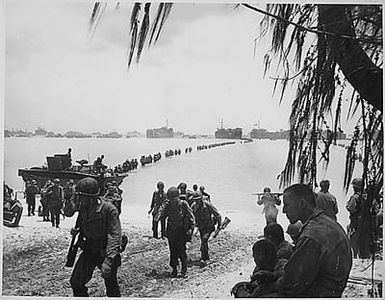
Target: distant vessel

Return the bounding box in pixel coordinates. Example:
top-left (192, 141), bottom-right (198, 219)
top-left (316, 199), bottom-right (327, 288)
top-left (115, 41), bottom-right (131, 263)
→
top-left (146, 120), bottom-right (174, 138)
top-left (214, 119), bottom-right (242, 139)
top-left (34, 126), bottom-right (48, 136)
top-left (65, 131), bottom-right (92, 138)
top-left (97, 132), bottom-right (123, 138)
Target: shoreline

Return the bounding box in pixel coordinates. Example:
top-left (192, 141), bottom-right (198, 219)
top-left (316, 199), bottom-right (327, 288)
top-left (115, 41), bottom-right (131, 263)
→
top-left (3, 211), bottom-right (383, 298)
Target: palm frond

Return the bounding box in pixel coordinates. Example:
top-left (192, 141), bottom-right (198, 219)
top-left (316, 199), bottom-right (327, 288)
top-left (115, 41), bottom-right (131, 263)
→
top-left (136, 3), bottom-right (151, 63)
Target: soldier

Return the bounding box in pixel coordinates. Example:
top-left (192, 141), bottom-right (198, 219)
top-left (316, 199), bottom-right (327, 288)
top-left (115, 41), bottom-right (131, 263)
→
top-left (316, 180), bottom-right (338, 220)
top-left (346, 178), bottom-right (371, 258)
top-left (104, 183), bottom-right (123, 215)
top-left (47, 178), bottom-right (63, 228)
top-left (41, 180), bottom-right (53, 221)
top-left (257, 187), bottom-right (281, 225)
top-left (155, 187), bottom-right (195, 278)
top-left (25, 179), bottom-right (40, 216)
top-left (64, 177), bottom-right (122, 297)
top-left (63, 180), bottom-right (75, 203)
top-left (148, 181), bottom-right (167, 239)
top-left (191, 191), bottom-right (222, 266)
top-left (199, 186), bottom-right (211, 202)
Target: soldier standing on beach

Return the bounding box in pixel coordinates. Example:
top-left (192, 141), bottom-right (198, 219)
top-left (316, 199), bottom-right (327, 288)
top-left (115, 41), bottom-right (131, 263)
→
top-left (148, 181), bottom-right (167, 239)
top-left (40, 180), bottom-right (53, 221)
top-left (25, 179), bottom-right (40, 216)
top-left (316, 180), bottom-right (338, 220)
top-left (257, 187), bottom-right (281, 225)
top-left (47, 178), bottom-right (63, 228)
top-left (191, 191), bottom-right (222, 266)
top-left (155, 187), bottom-right (195, 278)
top-left (64, 177), bottom-right (122, 297)
top-left (63, 180), bottom-right (75, 205)
top-left (346, 178), bottom-right (371, 258)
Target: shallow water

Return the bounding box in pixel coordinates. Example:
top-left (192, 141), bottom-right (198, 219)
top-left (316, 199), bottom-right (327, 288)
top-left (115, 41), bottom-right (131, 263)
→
top-left (4, 137), bottom-right (358, 234)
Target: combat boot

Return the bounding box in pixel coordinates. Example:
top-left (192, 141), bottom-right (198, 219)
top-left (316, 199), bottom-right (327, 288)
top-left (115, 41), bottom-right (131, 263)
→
top-left (181, 264), bottom-right (187, 278)
top-left (170, 267), bottom-right (177, 278)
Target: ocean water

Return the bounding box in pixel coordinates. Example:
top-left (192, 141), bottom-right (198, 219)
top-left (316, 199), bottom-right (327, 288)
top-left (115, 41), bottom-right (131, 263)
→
top-left (4, 137), bottom-right (358, 234)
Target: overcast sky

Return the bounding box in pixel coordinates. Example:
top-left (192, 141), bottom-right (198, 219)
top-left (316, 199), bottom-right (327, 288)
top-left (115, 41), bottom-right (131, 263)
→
top-left (5, 1), bottom-right (358, 135)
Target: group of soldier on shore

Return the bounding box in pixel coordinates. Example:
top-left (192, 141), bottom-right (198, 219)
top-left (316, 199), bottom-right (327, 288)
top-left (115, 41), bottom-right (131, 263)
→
top-left (148, 181), bottom-right (221, 277)
top-left (23, 178), bottom-right (123, 229)
top-left (7, 173), bottom-right (382, 298)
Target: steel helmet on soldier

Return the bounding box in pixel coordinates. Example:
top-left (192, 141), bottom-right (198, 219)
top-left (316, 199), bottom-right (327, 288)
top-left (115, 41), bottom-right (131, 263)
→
top-left (192, 191), bottom-right (203, 199)
top-left (178, 182), bottom-right (187, 190)
top-left (75, 177), bottom-right (100, 196)
top-left (157, 181), bottom-right (165, 189)
top-left (31, 179), bottom-right (37, 185)
top-left (167, 187), bottom-right (179, 199)
top-left (351, 178), bottom-right (364, 190)
top-left (54, 178), bottom-right (60, 184)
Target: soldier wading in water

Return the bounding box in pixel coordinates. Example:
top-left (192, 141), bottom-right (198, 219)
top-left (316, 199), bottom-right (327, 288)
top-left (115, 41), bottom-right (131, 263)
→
top-left (64, 177), bottom-right (122, 297)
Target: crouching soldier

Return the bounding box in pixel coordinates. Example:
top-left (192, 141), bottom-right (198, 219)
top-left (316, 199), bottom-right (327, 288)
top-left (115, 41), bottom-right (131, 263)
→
top-left (191, 191), bottom-right (222, 266)
top-left (64, 177), bottom-right (122, 297)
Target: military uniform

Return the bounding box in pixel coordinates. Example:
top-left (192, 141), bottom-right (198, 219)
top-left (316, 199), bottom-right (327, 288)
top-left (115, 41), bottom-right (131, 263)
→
top-left (316, 191), bottom-right (338, 220)
top-left (40, 181), bottom-right (52, 221)
top-left (278, 209), bottom-right (352, 297)
top-left (25, 183), bottom-right (40, 216)
top-left (67, 198), bottom-right (122, 297)
top-left (47, 184), bottom-right (63, 227)
top-left (157, 196), bottom-right (195, 276)
top-left (149, 190), bottom-right (166, 238)
top-left (192, 200), bottom-right (221, 261)
top-left (346, 191), bottom-right (371, 258)
top-left (257, 193), bottom-right (281, 225)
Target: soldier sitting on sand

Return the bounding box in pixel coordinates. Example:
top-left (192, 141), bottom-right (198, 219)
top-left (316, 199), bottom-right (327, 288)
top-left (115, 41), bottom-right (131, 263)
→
top-left (231, 239), bottom-right (287, 298)
top-left (263, 223), bottom-right (294, 260)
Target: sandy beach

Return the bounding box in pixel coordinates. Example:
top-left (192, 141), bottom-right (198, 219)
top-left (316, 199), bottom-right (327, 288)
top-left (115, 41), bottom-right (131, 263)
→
top-left (2, 209), bottom-right (383, 298)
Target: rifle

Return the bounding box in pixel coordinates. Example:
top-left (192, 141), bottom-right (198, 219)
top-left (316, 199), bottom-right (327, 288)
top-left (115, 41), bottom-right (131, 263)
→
top-left (65, 230), bottom-right (80, 267)
top-left (251, 192), bottom-right (283, 196)
top-left (212, 216), bottom-right (231, 239)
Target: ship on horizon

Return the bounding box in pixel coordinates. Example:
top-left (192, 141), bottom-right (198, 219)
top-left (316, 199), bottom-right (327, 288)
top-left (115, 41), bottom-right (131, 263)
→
top-left (214, 119), bottom-right (242, 139)
top-left (146, 120), bottom-right (174, 138)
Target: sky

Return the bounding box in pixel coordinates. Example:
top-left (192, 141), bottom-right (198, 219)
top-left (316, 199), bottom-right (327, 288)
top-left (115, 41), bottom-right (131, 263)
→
top-left (4, 1), bottom-right (359, 135)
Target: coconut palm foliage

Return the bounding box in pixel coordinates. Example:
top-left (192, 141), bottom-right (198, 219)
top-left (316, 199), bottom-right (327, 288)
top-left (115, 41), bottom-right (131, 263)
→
top-left (89, 2), bottom-right (173, 68)
top-left (256, 4), bottom-right (383, 194)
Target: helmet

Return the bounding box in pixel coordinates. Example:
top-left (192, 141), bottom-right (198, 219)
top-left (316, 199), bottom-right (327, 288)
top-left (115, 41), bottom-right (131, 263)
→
top-left (53, 178), bottom-right (60, 184)
top-left (75, 177), bottom-right (100, 196)
top-left (199, 186), bottom-right (205, 191)
top-left (263, 187), bottom-right (271, 193)
top-left (178, 182), bottom-right (187, 190)
top-left (157, 181), bottom-right (164, 189)
top-left (351, 178), bottom-right (364, 190)
top-left (167, 187), bottom-right (179, 199)
top-left (31, 180), bottom-right (37, 185)
top-left (192, 191), bottom-right (202, 199)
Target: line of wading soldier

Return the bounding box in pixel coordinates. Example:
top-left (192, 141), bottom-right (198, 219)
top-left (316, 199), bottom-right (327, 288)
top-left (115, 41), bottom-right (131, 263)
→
top-left (59, 177), bottom-right (382, 297)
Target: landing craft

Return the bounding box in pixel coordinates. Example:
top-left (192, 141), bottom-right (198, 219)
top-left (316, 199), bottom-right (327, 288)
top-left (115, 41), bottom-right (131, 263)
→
top-left (18, 152), bottom-right (127, 193)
